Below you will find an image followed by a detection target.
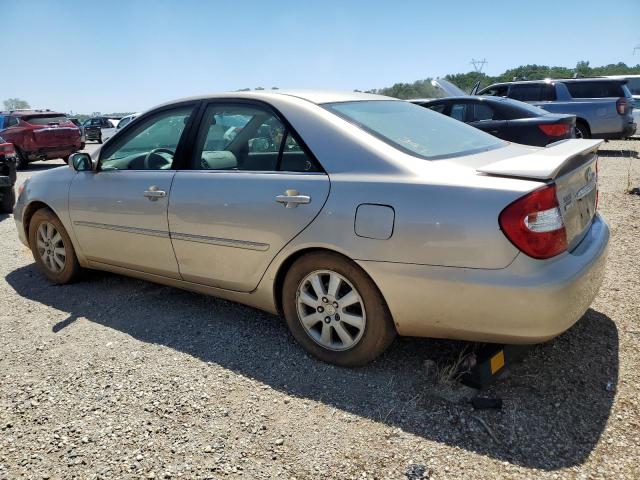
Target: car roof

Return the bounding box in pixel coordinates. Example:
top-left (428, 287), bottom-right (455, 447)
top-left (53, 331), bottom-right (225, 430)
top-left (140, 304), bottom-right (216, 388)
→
top-left (486, 77), bottom-right (627, 87)
top-left (155, 90), bottom-right (394, 109)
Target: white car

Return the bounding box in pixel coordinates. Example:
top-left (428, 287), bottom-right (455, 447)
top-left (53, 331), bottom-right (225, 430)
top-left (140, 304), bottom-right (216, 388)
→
top-left (117, 113), bottom-right (141, 130)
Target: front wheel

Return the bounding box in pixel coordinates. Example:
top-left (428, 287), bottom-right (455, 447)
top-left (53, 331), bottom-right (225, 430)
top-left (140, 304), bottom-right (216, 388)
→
top-left (282, 252), bottom-right (396, 366)
top-left (28, 208), bottom-right (81, 284)
top-left (0, 186), bottom-right (15, 213)
top-left (97, 134), bottom-right (102, 144)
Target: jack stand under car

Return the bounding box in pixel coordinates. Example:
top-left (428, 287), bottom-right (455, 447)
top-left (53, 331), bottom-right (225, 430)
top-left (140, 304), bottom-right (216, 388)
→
top-left (459, 344), bottom-right (532, 390)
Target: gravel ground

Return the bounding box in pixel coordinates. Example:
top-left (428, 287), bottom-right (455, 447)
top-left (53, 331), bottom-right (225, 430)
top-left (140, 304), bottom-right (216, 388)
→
top-left (0, 140), bottom-right (639, 479)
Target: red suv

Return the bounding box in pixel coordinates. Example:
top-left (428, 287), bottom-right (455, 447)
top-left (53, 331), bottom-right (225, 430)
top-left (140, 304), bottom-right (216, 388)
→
top-left (0, 110), bottom-right (82, 170)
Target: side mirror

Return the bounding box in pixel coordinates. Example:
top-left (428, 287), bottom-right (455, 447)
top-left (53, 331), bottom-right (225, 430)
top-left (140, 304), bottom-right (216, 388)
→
top-left (69, 152), bottom-right (92, 172)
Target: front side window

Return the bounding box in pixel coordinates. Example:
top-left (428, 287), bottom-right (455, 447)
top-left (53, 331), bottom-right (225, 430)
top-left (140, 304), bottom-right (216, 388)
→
top-left (481, 85), bottom-right (508, 97)
top-left (450, 103), bottom-right (468, 121)
top-left (100, 107), bottom-right (193, 170)
top-left (425, 103), bottom-right (446, 114)
top-left (194, 103), bottom-right (321, 173)
top-left (325, 100), bottom-right (503, 159)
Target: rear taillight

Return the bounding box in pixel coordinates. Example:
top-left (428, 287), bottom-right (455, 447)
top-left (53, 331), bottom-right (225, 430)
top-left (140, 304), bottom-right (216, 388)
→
top-left (0, 142), bottom-right (15, 156)
top-left (499, 184), bottom-right (567, 259)
top-left (538, 123), bottom-right (572, 137)
top-left (616, 97), bottom-right (628, 115)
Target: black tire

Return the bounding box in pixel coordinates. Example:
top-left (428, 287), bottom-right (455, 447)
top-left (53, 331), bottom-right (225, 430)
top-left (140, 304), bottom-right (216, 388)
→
top-left (575, 121), bottom-right (590, 139)
top-left (282, 251), bottom-right (396, 367)
top-left (80, 142), bottom-right (86, 150)
top-left (15, 148), bottom-right (28, 170)
top-left (97, 133), bottom-right (102, 144)
top-left (63, 155), bottom-right (70, 164)
top-left (28, 208), bottom-right (81, 284)
top-left (0, 186), bottom-right (15, 213)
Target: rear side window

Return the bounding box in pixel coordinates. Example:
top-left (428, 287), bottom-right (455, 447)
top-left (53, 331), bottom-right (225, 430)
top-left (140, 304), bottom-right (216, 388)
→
top-left (627, 78), bottom-right (640, 95)
top-left (194, 103), bottom-right (321, 173)
top-left (325, 100), bottom-right (504, 159)
top-left (23, 115), bottom-right (70, 125)
top-left (472, 103), bottom-right (498, 121)
top-left (565, 82), bottom-right (625, 98)
top-left (450, 103), bottom-right (468, 121)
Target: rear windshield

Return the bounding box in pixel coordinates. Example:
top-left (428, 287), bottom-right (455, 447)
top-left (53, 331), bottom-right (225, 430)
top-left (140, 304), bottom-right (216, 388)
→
top-left (564, 82), bottom-right (625, 98)
top-left (497, 98), bottom-right (550, 119)
top-left (324, 100), bottom-right (504, 159)
top-left (23, 115), bottom-right (71, 125)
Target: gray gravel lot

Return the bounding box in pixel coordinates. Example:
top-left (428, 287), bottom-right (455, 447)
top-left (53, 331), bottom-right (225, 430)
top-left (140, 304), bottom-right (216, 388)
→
top-left (1, 140), bottom-right (639, 479)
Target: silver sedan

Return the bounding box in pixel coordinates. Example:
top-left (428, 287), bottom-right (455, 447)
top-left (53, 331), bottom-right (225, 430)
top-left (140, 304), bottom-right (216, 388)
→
top-left (14, 91), bottom-right (609, 366)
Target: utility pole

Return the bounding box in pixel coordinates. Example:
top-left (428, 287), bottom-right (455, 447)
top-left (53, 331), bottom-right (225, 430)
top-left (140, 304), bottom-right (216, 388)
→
top-left (470, 58), bottom-right (487, 73)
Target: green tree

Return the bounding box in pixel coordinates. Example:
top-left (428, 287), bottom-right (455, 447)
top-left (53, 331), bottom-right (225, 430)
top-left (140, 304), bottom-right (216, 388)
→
top-left (3, 98), bottom-right (30, 110)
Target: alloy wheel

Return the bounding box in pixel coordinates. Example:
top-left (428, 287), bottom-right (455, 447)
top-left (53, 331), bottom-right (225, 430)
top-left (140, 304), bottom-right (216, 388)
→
top-left (36, 221), bottom-right (66, 273)
top-left (296, 270), bottom-right (366, 351)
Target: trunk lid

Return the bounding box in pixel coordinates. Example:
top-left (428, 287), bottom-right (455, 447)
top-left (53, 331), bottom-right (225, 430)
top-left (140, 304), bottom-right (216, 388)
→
top-left (23, 115), bottom-right (80, 147)
top-left (478, 139), bottom-right (602, 249)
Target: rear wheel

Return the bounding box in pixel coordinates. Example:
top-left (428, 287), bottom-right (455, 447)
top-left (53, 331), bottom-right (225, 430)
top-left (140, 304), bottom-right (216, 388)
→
top-left (575, 121), bottom-right (590, 139)
top-left (282, 252), bottom-right (396, 366)
top-left (15, 149), bottom-right (28, 170)
top-left (0, 186), bottom-right (15, 213)
top-left (28, 208), bottom-right (81, 284)
top-left (97, 133), bottom-right (102, 144)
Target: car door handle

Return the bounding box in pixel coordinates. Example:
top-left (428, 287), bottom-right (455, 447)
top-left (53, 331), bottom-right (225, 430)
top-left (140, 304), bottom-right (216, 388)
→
top-left (143, 185), bottom-right (166, 201)
top-left (275, 189), bottom-right (311, 208)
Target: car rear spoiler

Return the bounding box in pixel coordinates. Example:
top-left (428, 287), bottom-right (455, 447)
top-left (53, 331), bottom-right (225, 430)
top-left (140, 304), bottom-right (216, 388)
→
top-left (476, 139), bottom-right (603, 181)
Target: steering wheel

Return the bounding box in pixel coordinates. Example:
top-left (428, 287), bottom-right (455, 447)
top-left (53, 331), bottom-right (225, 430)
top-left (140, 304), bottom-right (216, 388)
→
top-left (144, 148), bottom-right (175, 169)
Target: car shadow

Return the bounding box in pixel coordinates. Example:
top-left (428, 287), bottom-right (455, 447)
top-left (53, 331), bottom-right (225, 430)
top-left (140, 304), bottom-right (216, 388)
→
top-left (597, 149), bottom-right (638, 158)
top-left (5, 263), bottom-right (618, 470)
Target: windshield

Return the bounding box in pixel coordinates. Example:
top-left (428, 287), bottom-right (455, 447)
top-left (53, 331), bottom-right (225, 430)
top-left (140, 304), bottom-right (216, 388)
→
top-left (24, 115), bottom-right (70, 125)
top-left (324, 100), bottom-right (504, 159)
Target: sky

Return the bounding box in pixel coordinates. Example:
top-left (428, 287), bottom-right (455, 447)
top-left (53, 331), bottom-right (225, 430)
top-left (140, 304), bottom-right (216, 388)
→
top-left (3, 0), bottom-right (639, 114)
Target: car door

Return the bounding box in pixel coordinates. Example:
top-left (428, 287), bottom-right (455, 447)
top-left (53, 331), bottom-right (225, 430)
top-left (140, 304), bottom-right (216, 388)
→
top-left (168, 101), bottom-right (330, 292)
top-left (68, 104), bottom-right (196, 278)
top-left (466, 101), bottom-right (508, 138)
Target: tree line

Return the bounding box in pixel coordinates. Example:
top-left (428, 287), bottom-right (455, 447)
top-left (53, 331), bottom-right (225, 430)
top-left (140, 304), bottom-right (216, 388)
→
top-left (363, 61), bottom-right (640, 99)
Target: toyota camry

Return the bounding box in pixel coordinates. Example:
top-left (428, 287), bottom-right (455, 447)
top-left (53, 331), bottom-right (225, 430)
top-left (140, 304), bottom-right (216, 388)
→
top-left (14, 91), bottom-right (609, 366)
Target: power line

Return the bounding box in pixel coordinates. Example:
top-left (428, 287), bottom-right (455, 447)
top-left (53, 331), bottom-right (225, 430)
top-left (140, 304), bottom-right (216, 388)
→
top-left (470, 58), bottom-right (487, 73)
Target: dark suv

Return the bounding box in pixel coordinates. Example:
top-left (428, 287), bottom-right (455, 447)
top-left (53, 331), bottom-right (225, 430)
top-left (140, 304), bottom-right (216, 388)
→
top-left (0, 135), bottom-right (17, 212)
top-left (0, 110), bottom-right (82, 169)
top-left (477, 78), bottom-right (636, 139)
top-left (83, 117), bottom-right (117, 143)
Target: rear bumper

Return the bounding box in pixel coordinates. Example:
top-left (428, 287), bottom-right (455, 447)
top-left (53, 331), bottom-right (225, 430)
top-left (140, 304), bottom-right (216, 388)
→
top-left (359, 214), bottom-right (609, 343)
top-left (26, 145), bottom-right (80, 161)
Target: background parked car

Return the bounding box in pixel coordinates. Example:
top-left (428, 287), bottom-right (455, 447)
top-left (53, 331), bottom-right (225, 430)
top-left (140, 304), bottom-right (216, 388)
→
top-left (412, 96), bottom-right (576, 146)
top-left (0, 110), bottom-right (82, 169)
top-left (607, 75), bottom-right (640, 136)
top-left (116, 113), bottom-right (140, 130)
top-left (69, 118), bottom-right (86, 149)
top-left (477, 78), bottom-right (636, 140)
top-left (83, 117), bottom-right (117, 143)
top-left (0, 135), bottom-right (17, 212)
